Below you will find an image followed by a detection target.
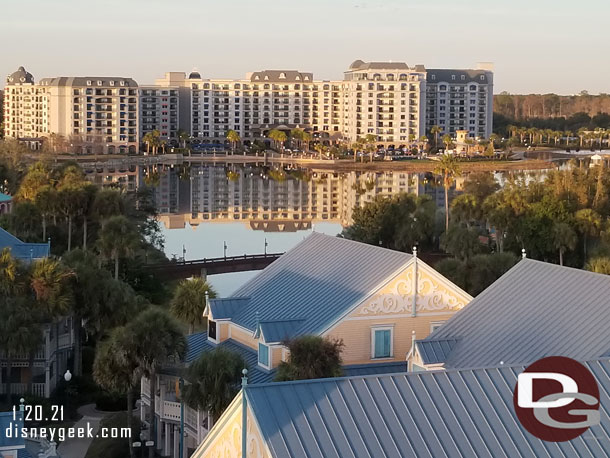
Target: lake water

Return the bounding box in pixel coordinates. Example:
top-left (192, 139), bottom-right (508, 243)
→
top-left (84, 159), bottom-right (555, 296)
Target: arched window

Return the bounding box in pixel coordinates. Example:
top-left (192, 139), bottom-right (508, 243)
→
top-left (279, 72), bottom-right (286, 79)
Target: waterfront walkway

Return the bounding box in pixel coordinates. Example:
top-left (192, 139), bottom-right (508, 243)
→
top-left (56, 404), bottom-right (109, 458)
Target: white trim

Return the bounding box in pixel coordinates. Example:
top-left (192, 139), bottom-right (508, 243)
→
top-left (207, 320), bottom-right (219, 344)
top-left (343, 311), bottom-right (460, 321)
top-left (414, 258), bottom-right (473, 301)
top-left (371, 325), bottom-right (394, 359)
top-left (257, 342), bottom-right (271, 370)
top-left (430, 321), bottom-right (446, 333)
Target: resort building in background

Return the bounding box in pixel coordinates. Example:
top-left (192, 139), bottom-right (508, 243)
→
top-left (3, 67), bottom-right (138, 153)
top-left (3, 61), bottom-right (493, 152)
top-left (140, 233), bottom-right (471, 456)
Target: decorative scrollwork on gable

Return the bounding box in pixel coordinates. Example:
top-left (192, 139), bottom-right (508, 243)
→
top-left (356, 267), bottom-right (467, 316)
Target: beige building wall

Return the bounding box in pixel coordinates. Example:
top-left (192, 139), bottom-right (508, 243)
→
top-left (191, 392), bottom-right (270, 458)
top-left (207, 258), bottom-right (471, 371)
top-left (323, 259), bottom-right (471, 365)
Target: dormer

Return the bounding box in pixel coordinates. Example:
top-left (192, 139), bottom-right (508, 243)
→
top-left (205, 297), bottom-right (250, 344)
top-left (253, 318), bottom-right (306, 369)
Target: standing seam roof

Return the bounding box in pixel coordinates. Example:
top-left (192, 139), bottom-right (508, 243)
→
top-left (227, 233), bottom-right (412, 335)
top-left (245, 359), bottom-right (610, 458)
top-left (424, 259), bottom-right (610, 369)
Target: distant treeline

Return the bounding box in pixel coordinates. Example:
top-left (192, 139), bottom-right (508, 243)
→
top-left (493, 92), bottom-right (610, 137)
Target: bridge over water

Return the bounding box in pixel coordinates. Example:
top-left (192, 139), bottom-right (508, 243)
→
top-left (145, 252), bottom-right (284, 281)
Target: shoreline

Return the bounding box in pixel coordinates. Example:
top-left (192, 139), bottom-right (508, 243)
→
top-left (32, 152), bottom-right (556, 172)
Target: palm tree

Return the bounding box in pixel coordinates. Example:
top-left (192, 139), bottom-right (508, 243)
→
top-left (314, 143), bottom-right (327, 160)
top-left (489, 133), bottom-right (500, 148)
top-left (78, 184), bottom-right (98, 251)
top-left (226, 130), bottom-right (241, 155)
top-left (93, 326), bottom-right (140, 458)
top-left (182, 348), bottom-right (246, 424)
top-left (126, 309), bottom-right (186, 457)
top-left (0, 295), bottom-right (42, 399)
top-left (578, 127), bottom-right (588, 148)
top-left (419, 135), bottom-right (429, 153)
top-left (142, 130), bottom-right (161, 155)
top-left (92, 189), bottom-right (124, 229)
top-left (97, 215), bottom-right (141, 279)
top-left (267, 129), bottom-right (287, 152)
top-left (302, 131), bottom-right (312, 153)
top-left (0, 248), bottom-right (20, 295)
top-left (170, 278), bottom-right (216, 334)
top-left (575, 208), bottom-right (602, 259)
top-left (430, 125), bottom-right (442, 150)
top-left (441, 134), bottom-right (453, 152)
top-left (35, 185), bottom-right (57, 241)
top-left (177, 129), bottom-right (190, 150)
top-left (552, 222), bottom-right (577, 266)
top-left (434, 153), bottom-right (461, 232)
top-left (362, 134), bottom-right (377, 163)
top-left (290, 128), bottom-right (304, 150)
top-left (30, 258), bottom-right (74, 386)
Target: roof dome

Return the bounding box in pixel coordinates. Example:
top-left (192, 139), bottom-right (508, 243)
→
top-left (188, 71), bottom-right (201, 79)
top-left (349, 59), bottom-right (365, 70)
top-left (7, 66), bottom-right (34, 84)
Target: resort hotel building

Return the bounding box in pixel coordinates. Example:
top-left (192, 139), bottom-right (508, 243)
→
top-left (3, 61), bottom-right (493, 153)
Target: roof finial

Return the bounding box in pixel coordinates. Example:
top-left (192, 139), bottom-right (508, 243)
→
top-left (241, 368), bottom-right (248, 388)
top-left (412, 246), bottom-right (418, 257)
top-left (521, 248), bottom-right (527, 259)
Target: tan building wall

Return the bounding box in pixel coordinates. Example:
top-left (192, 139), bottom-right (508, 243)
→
top-left (323, 260), bottom-right (471, 365)
top-left (192, 392), bottom-right (270, 458)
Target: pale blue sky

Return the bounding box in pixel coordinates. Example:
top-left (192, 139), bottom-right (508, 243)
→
top-left (2, 0), bottom-right (609, 94)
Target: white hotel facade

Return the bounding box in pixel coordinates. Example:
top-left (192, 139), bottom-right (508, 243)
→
top-left (3, 61), bottom-right (493, 152)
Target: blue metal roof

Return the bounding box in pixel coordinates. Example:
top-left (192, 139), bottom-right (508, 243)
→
top-left (185, 332), bottom-right (275, 384)
top-left (415, 338), bottom-right (459, 365)
top-left (258, 319), bottom-right (306, 343)
top-left (220, 233), bottom-right (412, 335)
top-left (0, 228), bottom-right (50, 261)
top-left (244, 359), bottom-right (610, 458)
top-left (209, 298), bottom-right (249, 320)
top-left (342, 361), bottom-right (408, 377)
top-left (0, 411), bottom-right (24, 449)
top-left (0, 192), bottom-right (11, 202)
top-left (424, 259), bottom-right (610, 369)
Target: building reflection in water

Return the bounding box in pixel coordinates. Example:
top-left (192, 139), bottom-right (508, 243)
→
top-left (84, 161), bottom-right (466, 232)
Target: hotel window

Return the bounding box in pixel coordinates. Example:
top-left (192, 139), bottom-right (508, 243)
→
top-left (371, 326), bottom-right (393, 359)
top-left (208, 320), bottom-right (217, 341)
top-left (258, 343), bottom-right (269, 367)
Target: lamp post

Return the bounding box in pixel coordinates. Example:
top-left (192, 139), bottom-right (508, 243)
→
top-left (223, 241), bottom-right (227, 259)
top-left (264, 238), bottom-right (268, 256)
top-left (63, 370), bottom-right (72, 419)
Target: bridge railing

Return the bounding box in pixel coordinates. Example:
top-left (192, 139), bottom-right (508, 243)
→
top-left (146, 252), bottom-right (284, 269)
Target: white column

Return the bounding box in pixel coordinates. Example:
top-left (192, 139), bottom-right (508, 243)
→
top-left (140, 402), bottom-right (146, 424)
top-left (156, 416), bottom-right (162, 452)
top-left (196, 409), bottom-right (201, 443)
top-left (44, 366), bottom-right (50, 398)
top-left (173, 425), bottom-right (180, 458)
top-left (164, 422), bottom-right (171, 456)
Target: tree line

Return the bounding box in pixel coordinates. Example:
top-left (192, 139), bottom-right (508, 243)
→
top-left (342, 160), bottom-right (610, 295)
